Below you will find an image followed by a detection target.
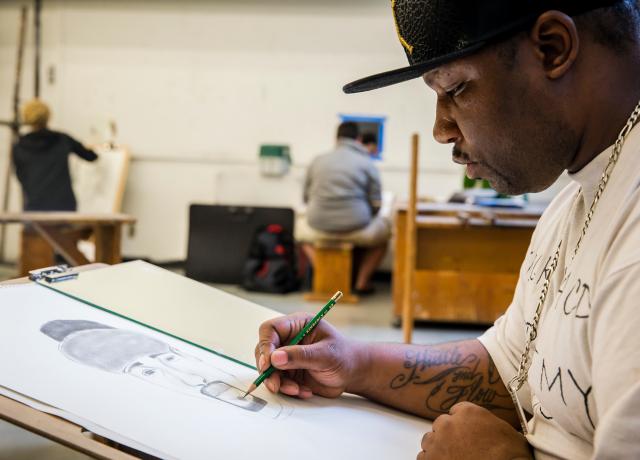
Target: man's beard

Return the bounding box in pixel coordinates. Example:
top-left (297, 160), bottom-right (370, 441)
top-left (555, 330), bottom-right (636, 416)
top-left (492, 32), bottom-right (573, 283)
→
top-left (453, 146), bottom-right (518, 194)
top-left (453, 117), bottom-right (577, 196)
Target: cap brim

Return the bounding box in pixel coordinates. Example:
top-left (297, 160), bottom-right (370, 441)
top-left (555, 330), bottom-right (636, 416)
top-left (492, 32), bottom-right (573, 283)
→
top-left (343, 41), bottom-right (488, 94)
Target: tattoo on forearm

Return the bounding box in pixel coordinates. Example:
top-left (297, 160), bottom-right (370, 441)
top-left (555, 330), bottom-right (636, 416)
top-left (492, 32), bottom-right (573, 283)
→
top-left (389, 347), bottom-right (513, 414)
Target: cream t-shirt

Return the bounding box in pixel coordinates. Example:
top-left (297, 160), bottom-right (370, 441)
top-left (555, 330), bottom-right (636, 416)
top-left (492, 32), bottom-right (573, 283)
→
top-left (479, 124), bottom-right (640, 459)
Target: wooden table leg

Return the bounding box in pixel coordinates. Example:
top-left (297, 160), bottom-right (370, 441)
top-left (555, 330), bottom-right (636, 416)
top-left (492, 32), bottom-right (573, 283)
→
top-left (402, 134), bottom-right (420, 344)
top-left (93, 224), bottom-right (122, 264)
top-left (0, 394), bottom-right (142, 460)
top-left (20, 227), bottom-right (55, 275)
top-left (31, 223), bottom-right (90, 267)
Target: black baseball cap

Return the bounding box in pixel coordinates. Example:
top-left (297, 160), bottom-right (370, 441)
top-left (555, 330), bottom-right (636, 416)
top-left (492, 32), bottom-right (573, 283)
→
top-left (343, 0), bottom-right (621, 94)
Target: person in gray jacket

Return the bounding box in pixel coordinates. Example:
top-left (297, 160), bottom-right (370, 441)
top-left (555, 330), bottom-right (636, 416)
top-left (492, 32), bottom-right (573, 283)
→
top-left (299, 122), bottom-right (390, 294)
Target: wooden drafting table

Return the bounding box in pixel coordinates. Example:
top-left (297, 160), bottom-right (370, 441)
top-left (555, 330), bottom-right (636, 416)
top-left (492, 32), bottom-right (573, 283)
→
top-left (394, 202), bottom-right (543, 325)
top-left (0, 261), bottom-right (430, 459)
top-left (0, 212), bottom-right (136, 276)
top-left (0, 264), bottom-right (139, 459)
top-left (0, 261), bottom-right (277, 458)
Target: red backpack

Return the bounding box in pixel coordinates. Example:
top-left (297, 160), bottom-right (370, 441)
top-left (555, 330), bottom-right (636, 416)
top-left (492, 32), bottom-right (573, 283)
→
top-left (241, 224), bottom-right (299, 293)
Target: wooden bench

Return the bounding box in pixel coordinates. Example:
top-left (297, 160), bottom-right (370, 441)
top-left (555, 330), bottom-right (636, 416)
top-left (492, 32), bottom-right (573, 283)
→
top-left (304, 241), bottom-right (359, 303)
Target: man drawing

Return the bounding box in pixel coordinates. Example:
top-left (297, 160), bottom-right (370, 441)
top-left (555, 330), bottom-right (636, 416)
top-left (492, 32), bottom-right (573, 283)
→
top-left (254, 1), bottom-right (640, 458)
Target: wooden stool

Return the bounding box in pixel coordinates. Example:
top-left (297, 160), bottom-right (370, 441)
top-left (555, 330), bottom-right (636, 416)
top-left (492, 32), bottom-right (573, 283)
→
top-left (304, 241), bottom-right (359, 303)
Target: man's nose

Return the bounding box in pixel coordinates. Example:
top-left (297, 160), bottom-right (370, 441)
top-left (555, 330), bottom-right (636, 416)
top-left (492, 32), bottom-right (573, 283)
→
top-left (433, 105), bottom-right (461, 145)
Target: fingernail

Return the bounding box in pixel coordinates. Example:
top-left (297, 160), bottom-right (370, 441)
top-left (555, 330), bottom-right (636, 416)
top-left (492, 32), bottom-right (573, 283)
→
top-left (281, 382), bottom-right (298, 395)
top-left (271, 350), bottom-right (288, 366)
top-left (299, 385), bottom-right (313, 399)
top-left (258, 354), bottom-right (266, 372)
top-left (265, 379), bottom-right (275, 393)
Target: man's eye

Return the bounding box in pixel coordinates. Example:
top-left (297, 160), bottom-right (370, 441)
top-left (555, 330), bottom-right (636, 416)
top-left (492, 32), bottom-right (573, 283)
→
top-left (446, 82), bottom-right (467, 98)
top-left (143, 369), bottom-right (157, 376)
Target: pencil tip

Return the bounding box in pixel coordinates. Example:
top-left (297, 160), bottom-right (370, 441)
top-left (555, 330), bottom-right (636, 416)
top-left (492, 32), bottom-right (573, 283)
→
top-left (243, 384), bottom-right (257, 399)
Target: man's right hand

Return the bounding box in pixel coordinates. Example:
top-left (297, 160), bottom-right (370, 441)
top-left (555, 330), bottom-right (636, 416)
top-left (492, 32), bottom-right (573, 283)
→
top-left (254, 313), bottom-right (369, 399)
top-left (255, 314), bottom-right (518, 428)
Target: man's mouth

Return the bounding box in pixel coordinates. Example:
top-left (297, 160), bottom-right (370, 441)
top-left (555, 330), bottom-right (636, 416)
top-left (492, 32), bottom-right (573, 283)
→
top-left (452, 146), bottom-right (476, 165)
top-left (453, 158), bottom-right (477, 166)
top-left (465, 163), bottom-right (482, 179)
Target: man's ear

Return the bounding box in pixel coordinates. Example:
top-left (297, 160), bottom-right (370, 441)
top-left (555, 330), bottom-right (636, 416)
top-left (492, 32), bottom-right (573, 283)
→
top-left (529, 11), bottom-right (579, 79)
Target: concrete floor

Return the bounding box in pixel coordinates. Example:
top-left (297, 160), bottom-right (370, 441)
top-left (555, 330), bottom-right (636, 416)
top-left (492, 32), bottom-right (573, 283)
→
top-left (0, 263), bottom-right (486, 459)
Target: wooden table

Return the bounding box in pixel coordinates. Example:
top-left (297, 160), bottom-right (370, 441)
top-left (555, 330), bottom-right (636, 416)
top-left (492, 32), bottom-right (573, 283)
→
top-left (0, 212), bottom-right (136, 276)
top-left (394, 202), bottom-right (543, 324)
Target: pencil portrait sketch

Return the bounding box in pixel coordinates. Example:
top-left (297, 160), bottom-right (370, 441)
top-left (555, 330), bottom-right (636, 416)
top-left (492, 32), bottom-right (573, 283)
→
top-left (40, 319), bottom-right (288, 418)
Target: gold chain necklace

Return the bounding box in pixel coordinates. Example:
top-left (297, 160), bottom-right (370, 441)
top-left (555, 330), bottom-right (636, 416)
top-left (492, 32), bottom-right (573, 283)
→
top-left (507, 100), bottom-right (640, 435)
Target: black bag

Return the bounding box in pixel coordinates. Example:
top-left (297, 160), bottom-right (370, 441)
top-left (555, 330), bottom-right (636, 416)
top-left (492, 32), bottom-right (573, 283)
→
top-left (242, 224), bottom-right (299, 293)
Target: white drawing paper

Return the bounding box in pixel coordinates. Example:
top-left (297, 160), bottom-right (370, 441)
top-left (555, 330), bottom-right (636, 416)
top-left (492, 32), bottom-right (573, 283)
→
top-left (39, 318), bottom-right (282, 418)
top-left (48, 260), bottom-right (280, 365)
top-left (70, 145), bottom-right (129, 213)
top-left (0, 284), bottom-right (430, 459)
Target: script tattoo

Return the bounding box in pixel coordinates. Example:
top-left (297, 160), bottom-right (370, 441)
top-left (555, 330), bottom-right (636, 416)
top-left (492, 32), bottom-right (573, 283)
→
top-left (389, 347), bottom-right (513, 414)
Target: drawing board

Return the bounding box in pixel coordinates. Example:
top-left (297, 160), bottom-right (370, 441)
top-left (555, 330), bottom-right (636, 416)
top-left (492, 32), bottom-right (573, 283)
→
top-left (70, 144), bottom-right (129, 213)
top-left (42, 260), bottom-right (278, 365)
top-left (0, 283), bottom-right (431, 459)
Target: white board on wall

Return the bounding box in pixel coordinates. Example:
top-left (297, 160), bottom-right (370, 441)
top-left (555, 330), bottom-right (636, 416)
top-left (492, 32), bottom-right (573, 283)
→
top-left (70, 144), bottom-right (130, 213)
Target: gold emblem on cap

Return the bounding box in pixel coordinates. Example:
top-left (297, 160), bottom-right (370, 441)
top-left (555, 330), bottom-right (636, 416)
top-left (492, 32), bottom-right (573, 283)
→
top-left (391, 0), bottom-right (414, 55)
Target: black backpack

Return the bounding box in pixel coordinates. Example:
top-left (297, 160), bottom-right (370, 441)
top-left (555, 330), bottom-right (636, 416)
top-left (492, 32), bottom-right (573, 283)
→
top-left (242, 224), bottom-right (299, 293)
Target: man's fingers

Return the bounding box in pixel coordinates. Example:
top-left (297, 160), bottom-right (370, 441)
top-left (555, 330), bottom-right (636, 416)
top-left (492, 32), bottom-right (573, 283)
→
top-left (265, 373), bottom-right (280, 393)
top-left (255, 313), bottom-right (328, 398)
top-left (257, 354), bottom-right (266, 373)
top-left (421, 431), bottom-right (434, 450)
top-left (256, 321), bottom-right (281, 367)
top-left (448, 401), bottom-right (477, 415)
top-left (432, 413), bottom-right (450, 432)
top-left (256, 313), bottom-right (313, 369)
top-left (278, 376), bottom-right (314, 399)
top-left (279, 376), bottom-right (300, 396)
top-left (263, 370), bottom-right (314, 398)
top-left (270, 341), bottom-right (336, 371)
top-left (421, 432), bottom-right (428, 450)
top-left (419, 431), bottom-right (440, 460)
top-left (298, 385), bottom-right (314, 399)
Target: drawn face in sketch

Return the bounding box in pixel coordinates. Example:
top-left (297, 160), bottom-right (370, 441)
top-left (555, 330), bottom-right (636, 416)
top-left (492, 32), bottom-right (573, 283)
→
top-left (40, 320), bottom-right (270, 414)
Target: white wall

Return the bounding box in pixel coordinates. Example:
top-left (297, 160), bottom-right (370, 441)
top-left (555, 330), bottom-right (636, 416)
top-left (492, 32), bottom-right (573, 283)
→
top-left (0, 0), bottom-right (482, 262)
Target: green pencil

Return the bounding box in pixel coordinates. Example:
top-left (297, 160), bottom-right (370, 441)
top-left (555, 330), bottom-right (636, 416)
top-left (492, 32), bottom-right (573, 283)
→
top-left (243, 291), bottom-right (343, 398)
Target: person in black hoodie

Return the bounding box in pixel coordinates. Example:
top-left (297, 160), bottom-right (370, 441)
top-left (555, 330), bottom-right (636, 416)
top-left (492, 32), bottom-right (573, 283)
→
top-left (12, 99), bottom-right (98, 211)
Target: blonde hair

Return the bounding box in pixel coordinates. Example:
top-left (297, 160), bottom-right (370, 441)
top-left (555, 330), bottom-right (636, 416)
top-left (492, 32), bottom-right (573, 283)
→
top-left (21, 99), bottom-right (50, 129)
